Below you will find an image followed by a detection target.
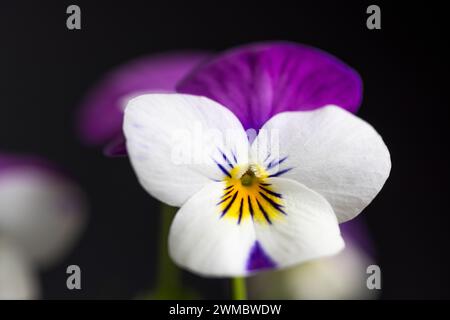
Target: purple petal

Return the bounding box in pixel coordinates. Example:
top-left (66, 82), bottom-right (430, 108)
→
top-left (247, 241), bottom-right (277, 272)
top-left (0, 153), bottom-right (60, 176)
top-left (177, 42), bottom-right (362, 130)
top-left (103, 134), bottom-right (127, 157)
top-left (76, 52), bottom-right (210, 147)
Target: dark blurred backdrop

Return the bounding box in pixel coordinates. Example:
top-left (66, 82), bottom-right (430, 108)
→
top-left (0, 1), bottom-right (449, 299)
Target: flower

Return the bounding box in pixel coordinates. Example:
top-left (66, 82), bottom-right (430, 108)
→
top-left (247, 219), bottom-right (378, 299)
top-left (76, 52), bottom-right (210, 156)
top-left (122, 42), bottom-right (391, 277)
top-left (0, 154), bottom-right (87, 269)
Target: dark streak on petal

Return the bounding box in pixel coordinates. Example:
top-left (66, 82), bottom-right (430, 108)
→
top-left (268, 167), bottom-right (293, 178)
top-left (217, 195), bottom-right (231, 205)
top-left (219, 148), bottom-right (234, 169)
top-left (247, 196), bottom-right (254, 219)
top-left (259, 185), bottom-right (282, 198)
top-left (256, 199), bottom-right (272, 224)
top-left (237, 198), bottom-right (244, 224)
top-left (215, 161), bottom-right (232, 178)
top-left (221, 191), bottom-right (238, 217)
top-left (231, 150), bottom-right (238, 164)
top-left (267, 156), bottom-right (288, 170)
top-left (222, 188), bottom-right (234, 198)
top-left (259, 192), bottom-right (286, 215)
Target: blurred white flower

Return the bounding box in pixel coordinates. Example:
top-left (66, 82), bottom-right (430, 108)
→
top-left (247, 222), bottom-right (378, 300)
top-left (0, 237), bottom-right (40, 300)
top-left (0, 155), bottom-right (88, 299)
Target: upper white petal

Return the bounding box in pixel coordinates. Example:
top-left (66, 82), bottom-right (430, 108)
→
top-left (252, 106), bottom-right (391, 222)
top-left (123, 93), bottom-right (249, 206)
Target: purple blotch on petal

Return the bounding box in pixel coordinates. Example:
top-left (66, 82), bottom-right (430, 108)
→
top-left (247, 241), bottom-right (276, 272)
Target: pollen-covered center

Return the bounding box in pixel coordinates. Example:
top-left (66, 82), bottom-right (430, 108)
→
top-left (217, 164), bottom-right (286, 225)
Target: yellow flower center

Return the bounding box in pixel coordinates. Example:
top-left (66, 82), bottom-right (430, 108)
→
top-left (217, 164), bottom-right (285, 225)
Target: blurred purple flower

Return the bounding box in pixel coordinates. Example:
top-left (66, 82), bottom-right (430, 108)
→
top-left (0, 154), bottom-right (59, 175)
top-left (77, 43), bottom-right (362, 157)
top-left (177, 42), bottom-right (363, 131)
top-left (76, 52), bottom-right (210, 156)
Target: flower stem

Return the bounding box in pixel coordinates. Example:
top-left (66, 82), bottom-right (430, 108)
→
top-left (142, 203), bottom-right (199, 299)
top-left (232, 277), bottom-right (247, 300)
top-left (157, 204), bottom-right (180, 292)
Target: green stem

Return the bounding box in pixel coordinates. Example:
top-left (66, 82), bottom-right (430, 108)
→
top-left (232, 277), bottom-right (247, 300)
top-left (141, 203), bottom-right (199, 299)
top-left (157, 204), bottom-right (180, 292)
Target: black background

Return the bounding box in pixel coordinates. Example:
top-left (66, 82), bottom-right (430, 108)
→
top-left (0, 1), bottom-right (448, 299)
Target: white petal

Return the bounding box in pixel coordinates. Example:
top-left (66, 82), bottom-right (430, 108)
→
top-left (0, 167), bottom-right (87, 268)
top-left (169, 178), bottom-right (343, 277)
top-left (253, 178), bottom-right (344, 270)
top-left (0, 238), bottom-right (40, 300)
top-left (123, 93), bottom-right (249, 206)
top-left (168, 182), bottom-right (256, 277)
top-left (252, 106), bottom-right (391, 222)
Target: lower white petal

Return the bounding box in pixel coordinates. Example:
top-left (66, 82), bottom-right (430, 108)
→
top-left (169, 176), bottom-right (344, 277)
top-left (169, 182), bottom-right (256, 277)
top-left (253, 178), bottom-right (344, 271)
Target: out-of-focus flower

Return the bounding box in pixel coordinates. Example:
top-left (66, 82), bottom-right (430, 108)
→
top-left (76, 52), bottom-right (210, 156)
top-left (247, 219), bottom-right (378, 299)
top-left (0, 154), bottom-right (87, 268)
top-left (122, 42), bottom-right (390, 277)
top-left (0, 238), bottom-right (40, 300)
top-left (0, 154), bottom-right (87, 299)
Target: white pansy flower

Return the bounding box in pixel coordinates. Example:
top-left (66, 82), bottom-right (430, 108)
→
top-left (124, 93), bottom-right (390, 277)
